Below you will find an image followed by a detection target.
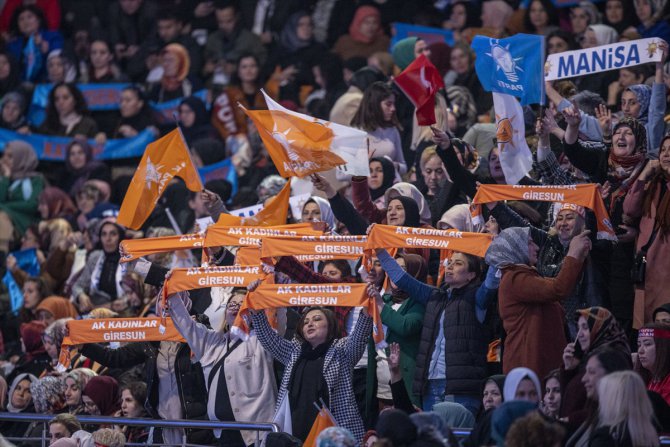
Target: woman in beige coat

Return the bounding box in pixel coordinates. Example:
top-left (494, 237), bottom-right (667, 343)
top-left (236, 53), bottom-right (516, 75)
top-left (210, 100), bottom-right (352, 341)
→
top-left (167, 288), bottom-right (278, 447)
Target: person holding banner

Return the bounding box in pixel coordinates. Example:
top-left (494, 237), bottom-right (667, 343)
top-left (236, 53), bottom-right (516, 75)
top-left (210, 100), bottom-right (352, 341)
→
top-left (563, 108), bottom-right (647, 334)
top-left (248, 284), bottom-right (373, 443)
top-left (373, 245), bottom-right (497, 415)
top-left (485, 227), bottom-right (592, 380)
top-left (166, 288), bottom-right (277, 447)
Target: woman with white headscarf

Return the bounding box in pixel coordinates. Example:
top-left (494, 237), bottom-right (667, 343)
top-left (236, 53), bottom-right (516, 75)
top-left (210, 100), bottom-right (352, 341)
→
top-left (301, 196), bottom-right (336, 231)
top-left (503, 367), bottom-right (542, 404)
top-left (0, 373), bottom-right (38, 438)
top-left (484, 227), bottom-right (591, 380)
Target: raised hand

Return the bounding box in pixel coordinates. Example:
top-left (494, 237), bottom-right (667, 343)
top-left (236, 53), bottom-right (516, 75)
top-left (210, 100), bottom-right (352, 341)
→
top-left (594, 104), bottom-right (612, 137)
top-left (562, 102), bottom-right (581, 128)
top-left (431, 126), bottom-right (451, 149)
top-left (567, 230), bottom-right (592, 260)
top-left (310, 173), bottom-right (336, 199)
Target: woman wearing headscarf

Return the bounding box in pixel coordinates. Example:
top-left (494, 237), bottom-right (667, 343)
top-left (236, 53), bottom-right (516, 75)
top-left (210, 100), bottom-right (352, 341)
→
top-left (374, 244), bottom-right (497, 415)
top-left (148, 43), bottom-right (202, 103)
top-left (484, 227), bottom-right (591, 380)
top-left (7, 320), bottom-right (50, 382)
top-left (301, 196), bottom-right (337, 232)
top-left (0, 140), bottom-right (44, 253)
top-left (365, 253), bottom-right (427, 415)
top-left (0, 373), bottom-right (38, 438)
top-left (0, 91), bottom-right (29, 133)
top-left (177, 96), bottom-right (220, 146)
top-left (45, 49), bottom-right (77, 84)
top-left (463, 374), bottom-right (506, 447)
top-left (617, 42), bottom-right (668, 157)
top-left (82, 376), bottom-right (120, 417)
top-left (264, 11), bottom-right (327, 107)
top-left (563, 109), bottom-right (647, 336)
top-left (333, 5), bottom-right (390, 60)
top-left (623, 134), bottom-right (670, 327)
top-left (71, 220), bottom-right (125, 313)
top-left (34, 296), bottom-right (79, 326)
top-left (633, 0), bottom-right (670, 42)
top-left (57, 138), bottom-right (111, 197)
top-left (559, 307), bottom-right (630, 430)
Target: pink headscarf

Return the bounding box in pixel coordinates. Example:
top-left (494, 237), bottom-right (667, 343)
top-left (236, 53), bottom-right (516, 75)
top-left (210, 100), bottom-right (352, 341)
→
top-left (349, 6), bottom-right (383, 44)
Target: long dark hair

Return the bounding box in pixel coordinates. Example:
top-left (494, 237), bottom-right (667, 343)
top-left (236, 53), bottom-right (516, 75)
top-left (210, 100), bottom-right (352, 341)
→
top-left (230, 53), bottom-right (261, 88)
top-left (43, 83), bottom-right (90, 131)
top-left (351, 81), bottom-right (400, 132)
top-left (9, 5), bottom-right (46, 37)
top-left (523, 0), bottom-right (559, 32)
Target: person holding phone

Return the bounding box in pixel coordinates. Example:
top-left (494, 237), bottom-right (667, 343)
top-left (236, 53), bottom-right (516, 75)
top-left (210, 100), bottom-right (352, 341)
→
top-left (558, 307), bottom-right (630, 429)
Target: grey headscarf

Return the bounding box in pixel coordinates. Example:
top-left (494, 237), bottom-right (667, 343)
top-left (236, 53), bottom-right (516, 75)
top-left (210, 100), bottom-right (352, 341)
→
top-left (485, 227), bottom-right (531, 268)
top-left (6, 373), bottom-right (38, 412)
top-left (5, 140), bottom-right (38, 180)
top-left (432, 402), bottom-right (476, 429)
top-left (257, 175), bottom-right (288, 203)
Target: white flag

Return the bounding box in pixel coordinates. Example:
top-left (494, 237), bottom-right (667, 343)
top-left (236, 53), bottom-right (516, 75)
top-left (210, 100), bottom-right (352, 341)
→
top-left (261, 90), bottom-right (370, 177)
top-left (492, 92), bottom-right (532, 185)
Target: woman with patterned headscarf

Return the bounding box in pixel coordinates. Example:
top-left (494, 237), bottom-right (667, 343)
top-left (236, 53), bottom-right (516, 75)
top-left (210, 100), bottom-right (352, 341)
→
top-left (563, 108), bottom-right (650, 336)
top-left (559, 307), bottom-right (630, 427)
top-left (0, 140), bottom-right (45, 252)
top-left (485, 227), bottom-right (591, 381)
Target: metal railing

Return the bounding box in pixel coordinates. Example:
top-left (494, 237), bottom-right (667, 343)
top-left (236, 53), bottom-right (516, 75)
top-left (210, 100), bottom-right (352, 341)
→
top-left (0, 412), bottom-right (280, 447)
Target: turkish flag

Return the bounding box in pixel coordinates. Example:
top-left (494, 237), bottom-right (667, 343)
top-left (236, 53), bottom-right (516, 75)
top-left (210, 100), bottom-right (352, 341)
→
top-left (393, 54), bottom-right (445, 126)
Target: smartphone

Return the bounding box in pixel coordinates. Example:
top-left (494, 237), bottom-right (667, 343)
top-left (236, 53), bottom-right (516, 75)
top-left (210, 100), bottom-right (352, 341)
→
top-left (573, 334), bottom-right (584, 360)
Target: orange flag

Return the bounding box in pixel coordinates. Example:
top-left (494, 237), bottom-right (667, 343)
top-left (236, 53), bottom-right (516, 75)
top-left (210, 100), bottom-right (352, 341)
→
top-left (240, 105), bottom-right (346, 178)
top-left (118, 129), bottom-right (203, 229)
top-left (472, 183), bottom-right (616, 240)
top-left (235, 247), bottom-right (262, 265)
top-left (303, 405), bottom-right (337, 447)
top-left (214, 182), bottom-right (291, 227)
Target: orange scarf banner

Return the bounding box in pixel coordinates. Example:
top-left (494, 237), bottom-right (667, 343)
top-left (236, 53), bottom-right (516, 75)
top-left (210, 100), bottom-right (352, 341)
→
top-left (235, 247), bottom-right (261, 265)
top-left (233, 282), bottom-right (384, 344)
top-left (260, 235), bottom-right (367, 263)
top-left (213, 182), bottom-right (291, 227)
top-left (472, 183), bottom-right (616, 240)
top-left (365, 224), bottom-right (493, 258)
top-left (120, 233), bottom-right (204, 262)
top-left (57, 318), bottom-right (185, 371)
top-left (163, 265), bottom-right (263, 294)
top-left (204, 222), bottom-right (325, 248)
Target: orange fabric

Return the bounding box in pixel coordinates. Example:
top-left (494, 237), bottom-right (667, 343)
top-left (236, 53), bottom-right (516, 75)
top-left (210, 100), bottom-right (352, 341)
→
top-left (234, 282), bottom-right (384, 344)
top-left (260, 235), bottom-right (367, 263)
top-left (365, 224), bottom-right (493, 258)
top-left (163, 265), bottom-right (262, 294)
top-left (204, 222), bottom-right (325, 247)
top-left (118, 129), bottom-right (203, 229)
top-left (235, 247), bottom-right (261, 265)
top-left (35, 296), bottom-right (79, 320)
top-left (58, 318), bottom-right (185, 370)
top-left (303, 407), bottom-right (337, 447)
top-left (240, 107), bottom-right (346, 178)
top-left (436, 250), bottom-right (453, 287)
top-left (214, 182), bottom-right (291, 227)
top-left (120, 233), bottom-right (204, 262)
top-left (472, 184), bottom-right (616, 240)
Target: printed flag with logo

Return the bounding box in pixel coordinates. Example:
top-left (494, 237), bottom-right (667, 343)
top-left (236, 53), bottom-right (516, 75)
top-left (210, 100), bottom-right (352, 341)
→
top-left (213, 181), bottom-right (291, 227)
top-left (492, 92), bottom-right (533, 184)
top-left (241, 90), bottom-right (369, 178)
top-left (303, 403), bottom-right (337, 447)
top-left (393, 54), bottom-right (445, 125)
top-left (118, 128), bottom-right (203, 229)
top-left (472, 34), bottom-right (545, 105)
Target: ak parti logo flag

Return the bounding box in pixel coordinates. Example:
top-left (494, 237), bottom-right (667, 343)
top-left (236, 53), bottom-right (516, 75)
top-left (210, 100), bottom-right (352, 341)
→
top-left (241, 90), bottom-right (369, 178)
top-left (393, 54), bottom-right (445, 126)
top-left (214, 181), bottom-right (291, 227)
top-left (118, 129), bottom-right (203, 229)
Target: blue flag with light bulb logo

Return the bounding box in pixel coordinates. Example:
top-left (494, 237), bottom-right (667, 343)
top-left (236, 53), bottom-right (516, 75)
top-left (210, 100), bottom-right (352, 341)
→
top-left (472, 34), bottom-right (545, 105)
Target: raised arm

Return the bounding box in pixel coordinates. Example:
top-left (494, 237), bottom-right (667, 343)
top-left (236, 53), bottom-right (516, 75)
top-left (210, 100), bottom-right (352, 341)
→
top-left (376, 249), bottom-right (434, 305)
top-left (351, 177), bottom-right (387, 224)
top-left (647, 42), bottom-right (668, 159)
top-left (475, 266), bottom-right (500, 323)
top-left (250, 311), bottom-right (295, 365)
top-left (434, 132), bottom-right (478, 199)
top-left (311, 173), bottom-right (370, 235)
top-left (343, 311), bottom-right (373, 367)
top-left (168, 292), bottom-right (223, 361)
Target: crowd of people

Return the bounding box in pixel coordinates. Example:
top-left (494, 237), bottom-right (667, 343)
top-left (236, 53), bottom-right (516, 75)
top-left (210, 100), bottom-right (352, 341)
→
top-left (0, 0), bottom-right (670, 446)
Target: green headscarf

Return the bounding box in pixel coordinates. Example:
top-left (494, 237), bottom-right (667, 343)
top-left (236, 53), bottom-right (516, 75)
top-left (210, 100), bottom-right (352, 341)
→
top-left (391, 37), bottom-right (418, 71)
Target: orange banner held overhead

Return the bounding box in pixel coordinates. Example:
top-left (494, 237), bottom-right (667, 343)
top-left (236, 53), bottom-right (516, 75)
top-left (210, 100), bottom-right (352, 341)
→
top-left (233, 282), bottom-right (384, 344)
top-left (472, 183), bottom-right (616, 240)
top-left (163, 265), bottom-right (262, 293)
top-left (204, 222), bottom-right (325, 248)
top-left (57, 318), bottom-right (185, 370)
top-left (120, 233), bottom-right (204, 262)
top-left (118, 128), bottom-right (203, 230)
top-left (235, 247), bottom-right (261, 265)
top-left (260, 235), bottom-right (367, 263)
top-left (366, 224), bottom-right (493, 258)
top-left (214, 182), bottom-right (291, 227)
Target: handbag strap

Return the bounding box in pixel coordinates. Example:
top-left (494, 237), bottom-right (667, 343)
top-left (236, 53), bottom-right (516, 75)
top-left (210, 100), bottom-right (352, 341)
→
top-left (207, 338), bottom-right (242, 390)
top-left (640, 181), bottom-right (667, 254)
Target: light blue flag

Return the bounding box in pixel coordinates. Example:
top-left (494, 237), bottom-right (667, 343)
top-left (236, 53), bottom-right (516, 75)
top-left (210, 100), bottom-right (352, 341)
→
top-left (472, 34), bottom-right (545, 105)
top-left (2, 248), bottom-right (40, 313)
top-left (23, 35), bottom-right (43, 82)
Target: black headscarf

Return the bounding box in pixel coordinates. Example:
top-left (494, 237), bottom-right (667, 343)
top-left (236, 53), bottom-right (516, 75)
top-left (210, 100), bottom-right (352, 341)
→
top-left (370, 156), bottom-right (396, 201)
top-left (391, 196), bottom-right (421, 228)
top-left (179, 96), bottom-right (215, 145)
top-left (0, 51), bottom-right (21, 97)
top-left (391, 253), bottom-right (427, 302)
